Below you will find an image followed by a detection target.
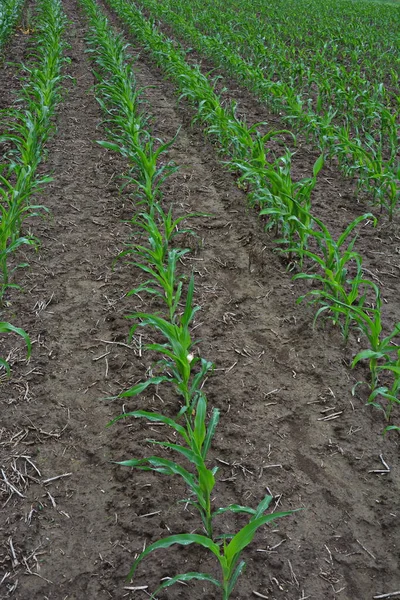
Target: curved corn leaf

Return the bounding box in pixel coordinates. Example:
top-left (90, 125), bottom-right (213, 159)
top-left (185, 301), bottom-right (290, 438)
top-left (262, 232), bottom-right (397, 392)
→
top-left (150, 572), bottom-right (222, 599)
top-left (107, 410), bottom-right (189, 443)
top-left (227, 560), bottom-right (246, 596)
top-left (225, 511), bottom-right (295, 569)
top-left (127, 533), bottom-right (221, 580)
top-left (0, 323), bottom-right (31, 371)
top-left (212, 504), bottom-right (257, 518)
top-left (383, 425), bottom-right (400, 436)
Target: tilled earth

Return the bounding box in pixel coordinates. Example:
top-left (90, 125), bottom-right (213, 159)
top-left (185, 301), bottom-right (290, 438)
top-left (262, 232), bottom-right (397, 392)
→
top-left (0, 1), bottom-right (399, 599)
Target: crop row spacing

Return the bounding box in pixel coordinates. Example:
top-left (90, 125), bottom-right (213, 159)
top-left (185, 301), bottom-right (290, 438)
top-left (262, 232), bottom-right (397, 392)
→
top-left (137, 0), bottom-right (399, 220)
top-left (79, 0), bottom-right (296, 595)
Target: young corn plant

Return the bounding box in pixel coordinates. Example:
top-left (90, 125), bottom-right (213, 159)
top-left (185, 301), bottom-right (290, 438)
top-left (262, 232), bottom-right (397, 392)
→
top-left (315, 291), bottom-right (400, 392)
top-left (126, 275), bottom-right (207, 411)
top-left (232, 152), bottom-right (323, 257)
top-left (0, 0), bottom-right (24, 52)
top-left (110, 278), bottom-right (293, 598)
top-left (127, 243), bottom-right (189, 323)
top-left (366, 349), bottom-right (400, 421)
top-left (120, 208), bottom-right (205, 322)
top-left (352, 318), bottom-right (400, 395)
top-left (293, 213), bottom-right (377, 340)
top-left (126, 496), bottom-right (293, 600)
top-left (0, 321), bottom-right (31, 375)
top-left (109, 385), bottom-right (293, 598)
top-left (0, 0), bottom-right (66, 299)
top-left (336, 131), bottom-right (399, 220)
top-left (80, 0), bottom-right (179, 209)
top-left (109, 393), bottom-right (219, 538)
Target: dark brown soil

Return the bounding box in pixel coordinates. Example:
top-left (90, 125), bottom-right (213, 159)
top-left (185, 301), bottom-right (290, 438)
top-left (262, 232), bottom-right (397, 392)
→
top-left (0, 1), bottom-right (399, 600)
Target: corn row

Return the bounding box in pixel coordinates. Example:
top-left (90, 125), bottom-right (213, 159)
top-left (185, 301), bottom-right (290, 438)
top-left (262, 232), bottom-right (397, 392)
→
top-left (105, 0), bottom-right (325, 254)
top-left (0, 0), bottom-right (67, 372)
top-left (103, 0), bottom-right (400, 430)
top-left (137, 0), bottom-right (399, 219)
top-left (79, 0), bottom-right (294, 595)
top-left (0, 0), bottom-right (24, 52)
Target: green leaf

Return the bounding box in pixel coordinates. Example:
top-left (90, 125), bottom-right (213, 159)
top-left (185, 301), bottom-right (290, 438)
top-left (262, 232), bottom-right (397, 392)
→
top-left (227, 560), bottom-right (246, 596)
top-left (212, 504), bottom-right (256, 518)
top-left (107, 410), bottom-right (189, 443)
top-left (368, 386), bottom-right (389, 403)
top-left (378, 366), bottom-right (400, 376)
top-left (197, 462), bottom-right (215, 500)
top-left (193, 394), bottom-right (207, 452)
top-left (337, 213), bottom-right (375, 248)
top-left (151, 572), bottom-right (222, 599)
top-left (225, 511), bottom-right (295, 568)
top-left (119, 376), bottom-right (170, 398)
top-left (117, 456), bottom-right (201, 497)
top-left (312, 154), bottom-right (324, 177)
top-left (252, 494), bottom-right (274, 520)
top-left (127, 534), bottom-right (221, 580)
top-left (203, 407), bottom-right (220, 458)
top-left (97, 140), bottom-right (122, 152)
top-left (182, 274), bottom-right (197, 327)
top-left (0, 358), bottom-right (11, 376)
top-left (0, 322), bottom-right (31, 359)
top-left (352, 349), bottom-right (386, 368)
top-left (383, 425), bottom-right (400, 436)
top-left (147, 439), bottom-right (202, 467)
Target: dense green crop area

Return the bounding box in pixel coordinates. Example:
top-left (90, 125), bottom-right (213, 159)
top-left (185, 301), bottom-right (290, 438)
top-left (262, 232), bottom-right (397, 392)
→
top-left (0, 0), bottom-right (24, 50)
top-left (138, 0), bottom-right (399, 216)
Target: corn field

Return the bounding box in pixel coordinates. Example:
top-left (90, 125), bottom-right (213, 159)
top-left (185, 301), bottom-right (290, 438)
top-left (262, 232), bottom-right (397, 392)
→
top-left (0, 0), bottom-right (399, 598)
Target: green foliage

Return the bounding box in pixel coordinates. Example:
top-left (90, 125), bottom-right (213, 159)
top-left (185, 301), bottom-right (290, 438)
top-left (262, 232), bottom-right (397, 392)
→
top-left (0, 0), bottom-right (65, 301)
top-left (293, 214), bottom-right (377, 340)
top-left (0, 322), bottom-right (31, 375)
top-left (0, 0), bottom-right (24, 53)
top-left (80, 1), bottom-right (296, 595)
top-left (0, 0), bottom-right (66, 370)
top-left (129, 501), bottom-right (294, 600)
top-left (104, 0), bottom-right (322, 255)
top-left (135, 0), bottom-right (399, 218)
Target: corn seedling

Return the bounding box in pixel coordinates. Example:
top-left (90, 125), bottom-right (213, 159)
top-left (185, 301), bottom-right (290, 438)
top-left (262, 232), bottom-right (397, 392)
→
top-left (312, 291), bottom-right (400, 392)
top-left (127, 244), bottom-right (189, 322)
top-left (81, 0), bottom-right (178, 209)
top-left (293, 214), bottom-right (377, 339)
top-left (0, 321), bottom-right (31, 375)
top-left (104, 0), bottom-right (319, 254)
top-left (0, 0), bottom-right (24, 52)
top-left (126, 276), bottom-right (209, 411)
top-left (338, 134), bottom-right (399, 220)
top-left (110, 281), bottom-right (293, 597)
top-left (352, 318), bottom-right (400, 391)
top-left (120, 208), bottom-right (205, 321)
top-left (109, 272), bottom-right (294, 597)
top-left (126, 497), bottom-right (293, 599)
top-left (109, 393), bottom-right (219, 538)
top-left (259, 153), bottom-right (323, 255)
top-left (383, 425), bottom-right (400, 436)
top-left (366, 349), bottom-right (400, 421)
top-left (0, 0), bottom-right (66, 300)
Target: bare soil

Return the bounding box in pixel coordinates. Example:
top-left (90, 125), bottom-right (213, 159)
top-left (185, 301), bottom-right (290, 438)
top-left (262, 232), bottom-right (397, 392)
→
top-left (0, 1), bottom-right (399, 600)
